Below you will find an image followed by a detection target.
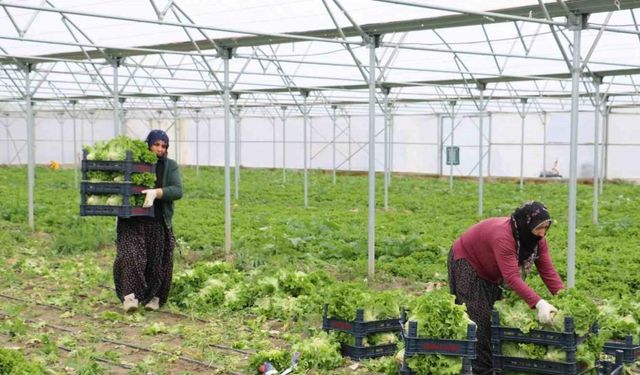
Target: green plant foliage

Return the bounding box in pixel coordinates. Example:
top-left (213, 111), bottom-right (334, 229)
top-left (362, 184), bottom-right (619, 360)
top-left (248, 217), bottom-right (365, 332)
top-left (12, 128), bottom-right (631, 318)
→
top-left (3, 166), bottom-right (640, 373)
top-left (84, 135), bottom-right (156, 164)
top-left (402, 289), bottom-right (473, 374)
top-left (291, 331), bottom-right (343, 370)
top-left (0, 348), bottom-right (45, 374)
top-left (495, 288), bottom-right (603, 370)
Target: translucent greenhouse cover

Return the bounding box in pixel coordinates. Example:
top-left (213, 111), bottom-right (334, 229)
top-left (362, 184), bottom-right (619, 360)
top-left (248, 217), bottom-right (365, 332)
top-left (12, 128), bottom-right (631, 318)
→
top-left (1, 0), bottom-right (640, 115)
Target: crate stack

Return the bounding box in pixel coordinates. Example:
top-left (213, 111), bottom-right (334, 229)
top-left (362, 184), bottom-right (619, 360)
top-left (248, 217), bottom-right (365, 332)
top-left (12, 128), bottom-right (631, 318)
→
top-left (399, 319), bottom-right (477, 375)
top-left (322, 304), bottom-right (402, 361)
top-left (80, 150), bottom-right (156, 218)
top-left (604, 336), bottom-right (640, 365)
top-left (491, 310), bottom-right (598, 374)
top-left (596, 350), bottom-right (625, 375)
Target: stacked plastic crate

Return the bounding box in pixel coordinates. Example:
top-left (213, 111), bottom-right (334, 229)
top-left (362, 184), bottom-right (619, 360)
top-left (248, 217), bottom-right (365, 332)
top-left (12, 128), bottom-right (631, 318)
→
top-left (80, 150), bottom-right (156, 218)
top-left (321, 304), bottom-right (402, 361)
top-left (398, 319), bottom-right (477, 375)
top-left (491, 310), bottom-right (599, 374)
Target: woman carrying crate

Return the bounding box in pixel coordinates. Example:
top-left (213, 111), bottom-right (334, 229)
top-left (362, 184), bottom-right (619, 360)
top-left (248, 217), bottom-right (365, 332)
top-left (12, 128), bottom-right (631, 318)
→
top-left (447, 201), bottom-right (564, 374)
top-left (114, 129), bottom-right (183, 312)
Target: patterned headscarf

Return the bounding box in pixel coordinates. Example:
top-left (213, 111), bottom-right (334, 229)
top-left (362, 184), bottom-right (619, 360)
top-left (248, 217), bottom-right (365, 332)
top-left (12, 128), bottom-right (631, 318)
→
top-left (510, 201), bottom-right (552, 275)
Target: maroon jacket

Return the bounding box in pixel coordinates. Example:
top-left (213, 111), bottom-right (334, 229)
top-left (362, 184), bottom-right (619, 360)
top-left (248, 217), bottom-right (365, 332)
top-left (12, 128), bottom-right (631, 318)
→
top-left (452, 217), bottom-right (564, 308)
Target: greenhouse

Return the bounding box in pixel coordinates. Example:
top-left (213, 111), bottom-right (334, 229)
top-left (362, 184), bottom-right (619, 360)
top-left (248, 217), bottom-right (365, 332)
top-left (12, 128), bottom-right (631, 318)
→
top-left (1, 1), bottom-right (639, 374)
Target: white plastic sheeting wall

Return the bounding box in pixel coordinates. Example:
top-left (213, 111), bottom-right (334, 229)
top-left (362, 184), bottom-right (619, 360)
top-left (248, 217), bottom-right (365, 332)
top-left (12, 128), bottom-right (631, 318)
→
top-left (2, 110), bottom-right (639, 180)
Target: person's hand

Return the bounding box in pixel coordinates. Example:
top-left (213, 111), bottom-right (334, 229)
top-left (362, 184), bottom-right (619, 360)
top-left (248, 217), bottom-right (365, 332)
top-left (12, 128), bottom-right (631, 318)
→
top-left (142, 189), bottom-right (159, 208)
top-left (535, 299), bottom-right (558, 324)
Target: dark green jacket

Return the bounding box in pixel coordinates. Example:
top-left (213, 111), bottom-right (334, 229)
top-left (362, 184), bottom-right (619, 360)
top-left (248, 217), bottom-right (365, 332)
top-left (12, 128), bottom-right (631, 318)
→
top-left (160, 158), bottom-right (182, 228)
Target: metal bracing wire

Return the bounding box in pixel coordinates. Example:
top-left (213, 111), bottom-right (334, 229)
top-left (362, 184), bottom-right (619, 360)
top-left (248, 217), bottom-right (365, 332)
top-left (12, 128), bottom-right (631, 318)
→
top-left (375, 0), bottom-right (566, 27)
top-left (321, 0), bottom-right (369, 83)
top-left (321, 1), bottom-right (390, 115)
top-left (1, 2), bottom-right (362, 47)
top-left (120, 56), bottom-right (148, 94)
top-left (376, 33), bottom-right (408, 82)
top-left (168, 4), bottom-right (223, 89)
top-left (148, 0), bottom-right (174, 21)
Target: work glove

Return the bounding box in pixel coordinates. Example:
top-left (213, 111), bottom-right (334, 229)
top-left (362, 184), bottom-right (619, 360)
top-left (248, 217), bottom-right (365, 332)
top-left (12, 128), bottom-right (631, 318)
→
top-left (142, 189), bottom-right (159, 208)
top-left (535, 299), bottom-right (558, 324)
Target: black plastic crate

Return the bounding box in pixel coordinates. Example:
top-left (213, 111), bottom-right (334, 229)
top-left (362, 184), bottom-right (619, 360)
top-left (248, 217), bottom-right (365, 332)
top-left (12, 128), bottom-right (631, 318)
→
top-left (81, 150), bottom-right (155, 181)
top-left (491, 310), bottom-right (599, 375)
top-left (398, 320), bottom-right (476, 375)
top-left (80, 204), bottom-right (154, 218)
top-left (596, 350), bottom-right (624, 375)
top-left (603, 336), bottom-right (640, 364)
top-left (403, 321), bottom-right (477, 357)
top-left (322, 304), bottom-right (402, 361)
top-left (492, 355), bottom-right (591, 374)
top-left (491, 311), bottom-right (597, 349)
top-left (340, 342), bottom-right (397, 360)
top-left (81, 182), bottom-right (147, 195)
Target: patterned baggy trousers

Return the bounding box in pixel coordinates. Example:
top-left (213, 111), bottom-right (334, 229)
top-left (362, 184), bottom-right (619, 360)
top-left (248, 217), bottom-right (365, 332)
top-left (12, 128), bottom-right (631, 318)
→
top-left (448, 249), bottom-right (502, 375)
top-left (114, 218), bottom-right (176, 306)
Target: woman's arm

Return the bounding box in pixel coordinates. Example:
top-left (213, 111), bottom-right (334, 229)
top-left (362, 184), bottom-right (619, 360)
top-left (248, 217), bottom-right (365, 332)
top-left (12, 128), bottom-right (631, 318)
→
top-left (160, 159), bottom-right (183, 201)
top-left (535, 240), bottom-right (564, 295)
top-left (494, 237), bottom-right (543, 308)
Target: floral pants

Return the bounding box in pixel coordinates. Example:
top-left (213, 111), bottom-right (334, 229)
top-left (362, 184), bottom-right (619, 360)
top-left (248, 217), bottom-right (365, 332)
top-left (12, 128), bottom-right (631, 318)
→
top-left (448, 249), bottom-right (502, 375)
top-left (114, 218), bottom-right (175, 306)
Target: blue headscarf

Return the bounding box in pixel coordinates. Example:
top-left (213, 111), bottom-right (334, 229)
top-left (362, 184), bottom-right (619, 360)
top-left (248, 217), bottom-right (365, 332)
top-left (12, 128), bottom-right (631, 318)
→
top-left (145, 129), bottom-right (169, 149)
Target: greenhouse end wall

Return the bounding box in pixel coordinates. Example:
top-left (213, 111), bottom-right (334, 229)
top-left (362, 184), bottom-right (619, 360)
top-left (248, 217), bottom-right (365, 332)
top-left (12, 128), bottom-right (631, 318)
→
top-left (2, 111), bottom-right (639, 180)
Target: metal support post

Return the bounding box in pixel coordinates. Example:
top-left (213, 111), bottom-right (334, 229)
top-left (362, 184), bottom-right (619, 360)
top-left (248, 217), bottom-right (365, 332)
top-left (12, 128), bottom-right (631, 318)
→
top-left (232, 92), bottom-right (241, 200)
top-left (477, 83), bottom-right (486, 216)
top-left (389, 113), bottom-right (395, 179)
top-left (449, 101), bottom-right (456, 191)
top-left (281, 105), bottom-right (287, 183)
top-left (592, 77), bottom-right (602, 224)
top-left (111, 57), bottom-right (122, 137)
top-left (120, 98), bottom-right (127, 135)
top-left (600, 100), bottom-right (610, 194)
top-left (272, 117), bottom-right (276, 169)
top-left (542, 112), bottom-right (547, 178)
top-left (347, 115), bottom-right (352, 171)
top-left (382, 87), bottom-right (390, 210)
top-left (301, 89), bottom-right (310, 208)
top-left (519, 98), bottom-right (528, 191)
top-left (332, 105), bottom-right (337, 184)
top-left (4, 116), bottom-right (10, 164)
top-left (195, 108), bottom-right (201, 177)
top-left (71, 100), bottom-right (78, 186)
top-left (309, 117), bottom-right (313, 169)
top-left (24, 63), bottom-right (35, 230)
top-left (171, 96), bottom-right (180, 164)
top-left (207, 116), bottom-right (212, 166)
top-left (221, 47), bottom-right (233, 255)
top-left (58, 112), bottom-right (65, 164)
top-left (437, 114), bottom-right (443, 176)
top-left (367, 35), bottom-right (378, 281)
top-left (488, 113), bottom-right (493, 177)
top-left (567, 13), bottom-right (587, 288)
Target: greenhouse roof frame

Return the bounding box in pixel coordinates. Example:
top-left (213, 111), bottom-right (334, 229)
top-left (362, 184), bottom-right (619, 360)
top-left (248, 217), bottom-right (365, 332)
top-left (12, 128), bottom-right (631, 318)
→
top-left (3, 0), bottom-right (638, 284)
top-left (1, 0), bottom-right (640, 115)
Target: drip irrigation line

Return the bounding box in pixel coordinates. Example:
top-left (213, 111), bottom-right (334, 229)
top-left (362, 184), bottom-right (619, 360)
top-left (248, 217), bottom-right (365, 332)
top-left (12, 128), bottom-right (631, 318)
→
top-left (210, 343), bottom-right (255, 355)
top-left (0, 313), bottom-right (134, 371)
top-left (0, 308), bottom-right (244, 374)
top-left (0, 291), bottom-right (255, 356)
top-left (96, 284), bottom-right (276, 342)
top-left (57, 345), bottom-right (135, 370)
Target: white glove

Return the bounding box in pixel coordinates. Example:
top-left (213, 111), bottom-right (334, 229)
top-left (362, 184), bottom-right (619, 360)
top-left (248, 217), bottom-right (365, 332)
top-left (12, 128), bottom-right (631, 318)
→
top-left (535, 299), bottom-right (558, 324)
top-left (141, 189), bottom-right (158, 208)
